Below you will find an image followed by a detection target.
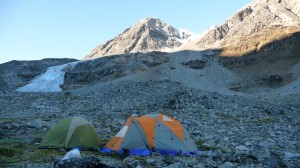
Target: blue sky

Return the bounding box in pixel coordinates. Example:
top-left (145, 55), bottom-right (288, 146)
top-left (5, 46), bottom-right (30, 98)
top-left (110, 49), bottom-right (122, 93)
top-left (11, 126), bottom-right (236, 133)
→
top-left (0, 0), bottom-right (252, 64)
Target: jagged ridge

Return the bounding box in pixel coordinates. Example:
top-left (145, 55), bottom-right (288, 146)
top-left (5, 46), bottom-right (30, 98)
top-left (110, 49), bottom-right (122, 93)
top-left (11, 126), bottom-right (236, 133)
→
top-left (196, 0), bottom-right (300, 49)
top-left (83, 17), bottom-right (194, 60)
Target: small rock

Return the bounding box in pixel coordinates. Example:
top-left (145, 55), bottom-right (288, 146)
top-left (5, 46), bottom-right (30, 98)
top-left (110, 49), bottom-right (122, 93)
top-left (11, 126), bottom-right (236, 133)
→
top-left (218, 162), bottom-right (234, 168)
top-left (165, 161), bottom-right (187, 168)
top-left (256, 147), bottom-right (270, 162)
top-left (128, 160), bottom-right (141, 168)
top-left (186, 157), bottom-right (197, 167)
top-left (245, 141), bottom-right (252, 146)
top-left (235, 145), bottom-right (249, 154)
top-left (123, 156), bottom-right (135, 165)
top-left (283, 152), bottom-right (300, 168)
top-left (123, 156), bottom-right (148, 168)
top-left (146, 158), bottom-right (156, 165)
top-left (26, 119), bottom-right (43, 128)
top-left (103, 127), bottom-right (111, 132)
top-left (54, 156), bottom-right (113, 168)
top-left (213, 149), bottom-right (224, 162)
top-left (164, 154), bottom-right (176, 165)
top-left (193, 163), bottom-right (206, 168)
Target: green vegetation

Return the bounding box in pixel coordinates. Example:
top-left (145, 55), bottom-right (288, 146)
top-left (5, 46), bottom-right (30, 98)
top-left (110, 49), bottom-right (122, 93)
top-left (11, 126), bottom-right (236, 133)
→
top-left (257, 117), bottom-right (277, 123)
top-left (100, 152), bottom-right (122, 160)
top-left (215, 112), bottom-right (231, 119)
top-left (0, 137), bottom-right (115, 167)
top-left (196, 140), bottom-right (227, 154)
top-left (62, 92), bottom-right (82, 100)
top-left (0, 138), bottom-right (27, 166)
top-left (0, 147), bottom-right (16, 157)
top-left (0, 138), bottom-right (62, 167)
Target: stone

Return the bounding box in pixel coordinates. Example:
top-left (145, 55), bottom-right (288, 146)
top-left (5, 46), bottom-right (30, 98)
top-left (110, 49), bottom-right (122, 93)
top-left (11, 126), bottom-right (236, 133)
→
top-left (146, 158), bottom-right (156, 165)
top-left (283, 152), bottom-right (300, 168)
top-left (186, 157), bottom-right (198, 167)
top-left (54, 156), bottom-right (113, 168)
top-left (26, 119), bottom-right (43, 128)
top-left (218, 162), bottom-right (234, 168)
top-left (235, 145), bottom-right (250, 154)
top-left (165, 162), bottom-right (187, 168)
top-left (163, 154), bottom-right (176, 165)
top-left (255, 147), bottom-right (270, 162)
top-left (193, 163), bottom-right (206, 168)
top-left (123, 156), bottom-right (149, 168)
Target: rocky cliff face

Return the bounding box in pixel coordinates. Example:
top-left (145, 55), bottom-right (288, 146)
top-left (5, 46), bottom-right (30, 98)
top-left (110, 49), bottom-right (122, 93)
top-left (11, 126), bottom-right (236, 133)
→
top-left (83, 17), bottom-right (193, 60)
top-left (196, 0), bottom-right (300, 50)
top-left (189, 0), bottom-right (300, 92)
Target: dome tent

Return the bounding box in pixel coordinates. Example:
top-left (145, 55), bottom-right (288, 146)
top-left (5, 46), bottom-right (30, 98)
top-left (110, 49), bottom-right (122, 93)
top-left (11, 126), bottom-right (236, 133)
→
top-left (102, 113), bottom-right (198, 156)
top-left (39, 117), bottom-right (101, 149)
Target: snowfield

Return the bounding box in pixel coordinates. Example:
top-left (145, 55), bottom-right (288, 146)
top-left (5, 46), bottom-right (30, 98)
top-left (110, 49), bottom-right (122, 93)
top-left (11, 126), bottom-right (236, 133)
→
top-left (16, 61), bottom-right (79, 92)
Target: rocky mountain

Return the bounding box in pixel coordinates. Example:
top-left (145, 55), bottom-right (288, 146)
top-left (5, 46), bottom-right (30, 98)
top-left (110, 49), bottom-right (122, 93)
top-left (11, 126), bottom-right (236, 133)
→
top-left (196, 0), bottom-right (300, 51)
top-left (187, 0), bottom-right (300, 93)
top-left (83, 17), bottom-right (194, 60)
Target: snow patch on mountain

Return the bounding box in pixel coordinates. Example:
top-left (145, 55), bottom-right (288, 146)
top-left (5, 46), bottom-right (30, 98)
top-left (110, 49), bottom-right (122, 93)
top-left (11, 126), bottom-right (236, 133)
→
top-left (16, 61), bottom-right (80, 92)
top-left (83, 17), bottom-right (196, 60)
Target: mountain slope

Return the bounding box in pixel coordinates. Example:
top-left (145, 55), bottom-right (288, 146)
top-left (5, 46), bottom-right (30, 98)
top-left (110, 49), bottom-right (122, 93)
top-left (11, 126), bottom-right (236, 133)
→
top-left (196, 0), bottom-right (300, 50)
top-left (0, 58), bottom-right (77, 92)
top-left (193, 0), bottom-right (300, 93)
top-left (83, 17), bottom-right (193, 60)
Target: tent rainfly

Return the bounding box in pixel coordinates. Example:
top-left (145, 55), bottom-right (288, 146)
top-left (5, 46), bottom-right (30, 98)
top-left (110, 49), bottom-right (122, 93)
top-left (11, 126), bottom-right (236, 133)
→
top-left (39, 117), bottom-right (101, 149)
top-left (102, 113), bottom-right (198, 156)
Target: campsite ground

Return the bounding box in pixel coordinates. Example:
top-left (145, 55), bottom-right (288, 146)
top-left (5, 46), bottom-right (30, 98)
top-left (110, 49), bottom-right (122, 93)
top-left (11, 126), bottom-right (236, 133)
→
top-left (0, 79), bottom-right (299, 167)
top-left (0, 50), bottom-right (299, 168)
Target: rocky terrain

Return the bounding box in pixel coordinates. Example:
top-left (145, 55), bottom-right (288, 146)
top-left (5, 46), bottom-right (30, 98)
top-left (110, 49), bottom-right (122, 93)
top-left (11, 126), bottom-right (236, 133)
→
top-left (0, 58), bottom-right (77, 92)
top-left (195, 0), bottom-right (300, 50)
top-left (83, 17), bottom-right (194, 60)
top-left (1, 0), bottom-right (300, 167)
top-left (0, 78), bottom-right (299, 167)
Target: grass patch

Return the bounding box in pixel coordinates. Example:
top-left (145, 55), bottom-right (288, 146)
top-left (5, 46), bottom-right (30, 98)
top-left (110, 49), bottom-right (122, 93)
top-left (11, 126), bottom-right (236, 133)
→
top-left (292, 122), bottom-right (300, 126)
top-left (0, 138), bottom-right (27, 166)
top-left (100, 152), bottom-right (122, 160)
top-left (0, 137), bottom-right (121, 167)
top-left (257, 117), bottom-right (277, 123)
top-left (215, 112), bottom-right (231, 119)
top-left (215, 112), bottom-right (241, 122)
top-left (196, 140), bottom-right (227, 154)
top-left (0, 138), bottom-right (64, 167)
top-left (0, 147), bottom-right (16, 157)
top-left (82, 107), bottom-right (101, 113)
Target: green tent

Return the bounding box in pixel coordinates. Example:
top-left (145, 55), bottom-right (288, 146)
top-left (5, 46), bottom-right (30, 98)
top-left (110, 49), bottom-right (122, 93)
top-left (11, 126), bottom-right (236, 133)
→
top-left (39, 117), bottom-right (101, 149)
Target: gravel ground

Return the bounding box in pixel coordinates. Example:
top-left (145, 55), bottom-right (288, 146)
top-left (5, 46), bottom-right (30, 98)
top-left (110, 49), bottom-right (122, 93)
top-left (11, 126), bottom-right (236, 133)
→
top-left (1, 79), bottom-right (299, 167)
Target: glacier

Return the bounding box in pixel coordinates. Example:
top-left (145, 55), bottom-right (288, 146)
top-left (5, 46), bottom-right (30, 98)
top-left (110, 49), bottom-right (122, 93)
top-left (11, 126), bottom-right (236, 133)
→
top-left (16, 61), bottom-right (79, 92)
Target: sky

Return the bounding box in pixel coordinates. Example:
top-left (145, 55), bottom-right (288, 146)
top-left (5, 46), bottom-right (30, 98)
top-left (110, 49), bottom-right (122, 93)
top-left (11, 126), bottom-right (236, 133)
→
top-left (0, 0), bottom-right (253, 64)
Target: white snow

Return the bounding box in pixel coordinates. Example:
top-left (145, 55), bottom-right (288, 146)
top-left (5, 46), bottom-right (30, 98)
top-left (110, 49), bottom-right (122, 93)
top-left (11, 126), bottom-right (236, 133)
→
top-left (172, 28), bottom-right (198, 45)
top-left (16, 61), bottom-right (80, 92)
top-left (178, 28), bottom-right (197, 39)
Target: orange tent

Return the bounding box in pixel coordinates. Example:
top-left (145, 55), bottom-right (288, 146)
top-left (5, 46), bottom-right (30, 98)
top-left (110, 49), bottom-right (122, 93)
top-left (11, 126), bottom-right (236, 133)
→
top-left (103, 113), bottom-right (198, 155)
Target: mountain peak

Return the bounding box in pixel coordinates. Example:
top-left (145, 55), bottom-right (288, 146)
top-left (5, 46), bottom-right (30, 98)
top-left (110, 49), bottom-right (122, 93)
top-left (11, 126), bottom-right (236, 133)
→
top-left (140, 17), bottom-right (161, 23)
top-left (137, 17), bottom-right (163, 25)
top-left (83, 17), bottom-right (194, 60)
top-left (194, 0), bottom-right (300, 49)
top-left (140, 17), bottom-right (165, 28)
